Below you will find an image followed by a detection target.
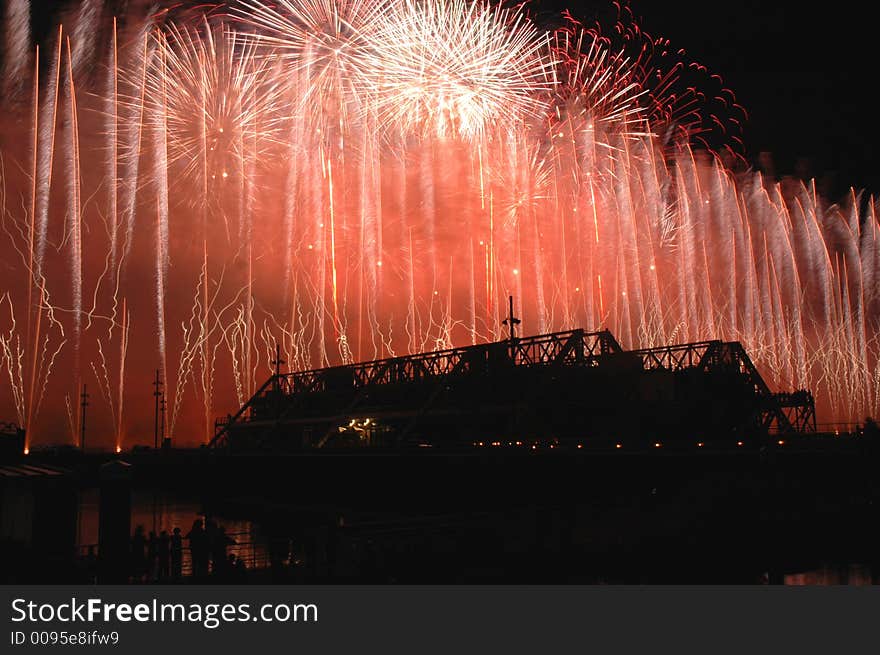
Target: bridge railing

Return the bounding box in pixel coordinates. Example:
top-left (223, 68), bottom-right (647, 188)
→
top-left (273, 329), bottom-right (621, 394)
top-left (74, 531), bottom-right (274, 581)
top-left (512, 329), bottom-right (622, 366)
top-left (630, 341), bottom-right (721, 371)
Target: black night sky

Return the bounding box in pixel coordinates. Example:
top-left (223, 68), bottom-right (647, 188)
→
top-left (538, 0), bottom-right (880, 198)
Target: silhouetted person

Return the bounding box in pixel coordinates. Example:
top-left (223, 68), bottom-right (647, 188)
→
top-left (147, 531), bottom-right (158, 581)
top-left (170, 528), bottom-right (183, 580)
top-left (157, 531), bottom-right (170, 580)
top-left (211, 526), bottom-right (236, 576)
top-left (269, 535), bottom-right (289, 572)
top-left (130, 526), bottom-right (146, 583)
top-left (205, 519), bottom-right (219, 573)
top-left (234, 555), bottom-right (247, 582)
top-left (222, 553), bottom-right (247, 582)
top-left (185, 519), bottom-right (208, 578)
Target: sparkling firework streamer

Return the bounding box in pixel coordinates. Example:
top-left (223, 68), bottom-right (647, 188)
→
top-left (366, 0), bottom-right (553, 138)
top-left (116, 297), bottom-right (129, 450)
top-left (0, 0), bottom-right (877, 450)
top-left (33, 26), bottom-right (62, 284)
top-left (1, 0), bottom-right (31, 105)
top-left (25, 44), bottom-right (39, 406)
top-left (0, 294), bottom-right (26, 425)
top-left (65, 36), bottom-right (83, 379)
top-left (144, 17), bottom-right (285, 212)
top-left (579, 2), bottom-right (746, 154)
top-left (547, 24), bottom-right (652, 179)
top-left (106, 17), bottom-right (119, 273)
top-left (118, 17), bottom-right (151, 267)
top-left (236, 0), bottom-right (388, 127)
top-left (68, 0), bottom-right (102, 80)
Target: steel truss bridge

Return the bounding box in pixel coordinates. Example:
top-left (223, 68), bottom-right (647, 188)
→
top-left (209, 330), bottom-right (815, 452)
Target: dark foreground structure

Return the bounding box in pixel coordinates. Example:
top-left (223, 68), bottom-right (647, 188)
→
top-left (5, 329), bottom-right (879, 585)
top-left (211, 328), bottom-right (816, 453)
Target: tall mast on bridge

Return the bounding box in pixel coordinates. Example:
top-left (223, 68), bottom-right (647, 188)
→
top-left (502, 295), bottom-right (521, 354)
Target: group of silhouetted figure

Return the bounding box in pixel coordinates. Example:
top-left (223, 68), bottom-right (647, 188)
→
top-left (129, 518), bottom-right (247, 583)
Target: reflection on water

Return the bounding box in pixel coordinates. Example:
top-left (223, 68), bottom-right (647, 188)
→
top-left (785, 564), bottom-right (875, 586)
top-left (77, 488), bottom-right (213, 546)
top-left (72, 488), bottom-right (877, 583)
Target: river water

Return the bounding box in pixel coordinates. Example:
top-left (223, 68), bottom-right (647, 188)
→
top-left (73, 488), bottom-right (875, 584)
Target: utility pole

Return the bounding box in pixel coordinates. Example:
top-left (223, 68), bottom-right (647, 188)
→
top-left (501, 296), bottom-right (521, 439)
top-left (152, 369), bottom-right (163, 450)
top-left (80, 384), bottom-right (89, 452)
top-left (271, 343), bottom-right (286, 392)
top-left (160, 395), bottom-right (167, 448)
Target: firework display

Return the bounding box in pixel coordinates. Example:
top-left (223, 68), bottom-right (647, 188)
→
top-left (0, 0), bottom-right (877, 449)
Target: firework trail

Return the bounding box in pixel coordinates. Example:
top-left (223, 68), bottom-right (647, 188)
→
top-left (68, 0), bottom-right (103, 80)
top-left (0, 0), bottom-right (877, 450)
top-left (105, 18), bottom-right (120, 273)
top-left (145, 17), bottom-right (283, 215)
top-left (0, 294), bottom-right (26, 425)
top-left (118, 20), bottom-right (151, 267)
top-left (65, 37), bottom-right (83, 381)
top-left (1, 0), bottom-right (31, 104)
top-left (236, 0), bottom-right (388, 126)
top-left (33, 27), bottom-right (62, 285)
top-left (365, 0), bottom-right (553, 138)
